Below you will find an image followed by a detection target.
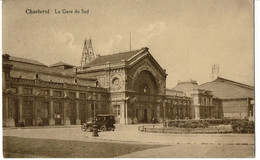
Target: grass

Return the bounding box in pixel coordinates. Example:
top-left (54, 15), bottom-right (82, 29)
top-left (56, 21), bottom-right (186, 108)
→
top-left (3, 136), bottom-right (167, 158)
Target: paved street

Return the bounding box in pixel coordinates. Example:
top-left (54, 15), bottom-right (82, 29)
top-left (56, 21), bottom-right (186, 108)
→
top-left (3, 124), bottom-right (255, 158)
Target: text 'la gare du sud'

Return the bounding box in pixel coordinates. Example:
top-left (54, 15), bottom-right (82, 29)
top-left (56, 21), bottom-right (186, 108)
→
top-left (25, 9), bottom-right (89, 14)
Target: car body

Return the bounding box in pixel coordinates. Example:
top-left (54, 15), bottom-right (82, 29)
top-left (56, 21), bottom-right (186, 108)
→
top-left (81, 114), bottom-right (116, 132)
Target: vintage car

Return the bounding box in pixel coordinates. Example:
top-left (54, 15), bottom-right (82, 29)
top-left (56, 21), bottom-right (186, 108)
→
top-left (81, 114), bottom-right (116, 132)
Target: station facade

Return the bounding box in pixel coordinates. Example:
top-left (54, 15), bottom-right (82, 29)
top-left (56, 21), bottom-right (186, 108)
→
top-left (2, 40), bottom-right (254, 127)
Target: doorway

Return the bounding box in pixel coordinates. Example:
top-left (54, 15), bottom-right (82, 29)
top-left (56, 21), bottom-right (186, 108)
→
top-left (113, 105), bottom-right (120, 123)
top-left (68, 103), bottom-right (76, 125)
top-left (23, 101), bottom-right (33, 126)
top-left (79, 103), bottom-right (87, 124)
top-left (54, 102), bottom-right (62, 125)
top-left (144, 109), bottom-right (147, 123)
top-left (12, 100), bottom-right (19, 127)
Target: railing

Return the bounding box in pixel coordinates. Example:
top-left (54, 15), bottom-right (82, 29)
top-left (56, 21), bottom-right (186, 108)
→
top-left (138, 125), bottom-right (233, 134)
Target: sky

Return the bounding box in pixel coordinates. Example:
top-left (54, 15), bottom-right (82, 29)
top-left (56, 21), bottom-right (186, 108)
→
top-left (2, 0), bottom-right (254, 88)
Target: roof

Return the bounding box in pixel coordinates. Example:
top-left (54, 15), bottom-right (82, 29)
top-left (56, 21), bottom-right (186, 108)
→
top-left (199, 77), bottom-right (254, 99)
top-left (166, 88), bottom-right (186, 96)
top-left (212, 77), bottom-right (254, 90)
top-left (49, 61), bottom-right (75, 68)
top-left (173, 81), bottom-right (199, 94)
top-left (9, 56), bottom-right (47, 67)
top-left (84, 48), bottom-right (144, 67)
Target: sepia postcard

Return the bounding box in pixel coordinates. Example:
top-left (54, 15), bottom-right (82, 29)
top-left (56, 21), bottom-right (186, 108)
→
top-left (2, 0), bottom-right (255, 158)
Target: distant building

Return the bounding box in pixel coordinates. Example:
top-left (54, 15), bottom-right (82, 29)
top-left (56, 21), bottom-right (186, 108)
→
top-left (173, 77), bottom-right (254, 119)
top-left (2, 40), bottom-right (255, 127)
top-left (199, 77), bottom-right (254, 119)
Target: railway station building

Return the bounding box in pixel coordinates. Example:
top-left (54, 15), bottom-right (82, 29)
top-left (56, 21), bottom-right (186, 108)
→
top-left (2, 40), bottom-right (254, 127)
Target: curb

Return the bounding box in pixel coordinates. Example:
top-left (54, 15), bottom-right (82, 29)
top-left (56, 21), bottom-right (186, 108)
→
top-left (90, 137), bottom-right (254, 146)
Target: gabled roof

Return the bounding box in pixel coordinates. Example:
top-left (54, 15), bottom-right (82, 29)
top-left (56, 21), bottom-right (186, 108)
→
top-left (49, 61), bottom-right (75, 68)
top-left (9, 56), bottom-right (47, 67)
top-left (199, 77), bottom-right (254, 99)
top-left (212, 77), bottom-right (254, 90)
top-left (84, 48), bottom-right (144, 67)
top-left (82, 47), bottom-right (167, 77)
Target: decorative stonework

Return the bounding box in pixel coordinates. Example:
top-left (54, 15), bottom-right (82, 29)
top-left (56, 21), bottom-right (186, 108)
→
top-left (110, 75), bottom-right (122, 91)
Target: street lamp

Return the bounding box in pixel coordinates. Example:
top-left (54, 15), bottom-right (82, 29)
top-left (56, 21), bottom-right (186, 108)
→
top-left (88, 93), bottom-right (97, 122)
top-left (89, 93), bottom-right (98, 137)
top-left (125, 96), bottom-right (136, 125)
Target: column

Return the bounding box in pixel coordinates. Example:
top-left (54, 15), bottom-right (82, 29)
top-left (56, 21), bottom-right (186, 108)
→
top-left (194, 106), bottom-right (200, 120)
top-left (156, 105), bottom-right (163, 122)
top-left (49, 100), bottom-right (55, 125)
top-left (64, 101), bottom-right (71, 125)
top-left (5, 96), bottom-right (9, 120)
top-left (76, 101), bottom-right (81, 125)
top-left (187, 107), bottom-right (190, 119)
top-left (18, 97), bottom-right (24, 123)
top-left (200, 107), bottom-right (203, 119)
top-left (183, 106), bottom-right (186, 119)
top-left (173, 106), bottom-right (177, 119)
top-left (125, 100), bottom-right (128, 125)
top-left (178, 107), bottom-right (181, 119)
top-left (253, 102), bottom-right (255, 121)
top-left (5, 96), bottom-right (15, 127)
top-left (163, 101), bottom-right (166, 121)
top-left (33, 99), bottom-right (38, 126)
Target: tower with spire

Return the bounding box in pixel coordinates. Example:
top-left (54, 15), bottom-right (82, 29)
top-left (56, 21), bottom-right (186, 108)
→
top-left (80, 38), bottom-right (95, 67)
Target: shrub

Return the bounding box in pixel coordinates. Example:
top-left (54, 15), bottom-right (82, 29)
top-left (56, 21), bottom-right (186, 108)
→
top-left (178, 122), bottom-right (186, 128)
top-left (231, 119), bottom-right (254, 133)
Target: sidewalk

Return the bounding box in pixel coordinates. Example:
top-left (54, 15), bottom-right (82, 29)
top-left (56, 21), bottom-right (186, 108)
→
top-left (3, 124), bottom-right (255, 145)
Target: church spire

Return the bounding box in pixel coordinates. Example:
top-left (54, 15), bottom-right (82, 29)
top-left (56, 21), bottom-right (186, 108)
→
top-left (80, 38), bottom-right (95, 67)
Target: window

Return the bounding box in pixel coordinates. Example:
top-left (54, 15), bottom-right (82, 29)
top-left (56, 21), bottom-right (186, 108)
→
top-left (112, 78), bottom-right (120, 87)
top-left (113, 105), bottom-right (120, 116)
top-left (23, 88), bottom-right (33, 95)
top-left (141, 85), bottom-right (149, 94)
top-left (54, 102), bottom-right (61, 118)
top-left (79, 93), bottom-right (86, 99)
top-left (41, 90), bottom-right (49, 96)
top-left (10, 87), bottom-right (17, 94)
top-left (53, 91), bottom-right (62, 97)
top-left (68, 92), bottom-right (76, 98)
top-left (38, 102), bottom-right (49, 119)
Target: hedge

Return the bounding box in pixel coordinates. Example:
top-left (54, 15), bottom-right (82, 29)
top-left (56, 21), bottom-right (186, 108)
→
top-left (168, 120), bottom-right (210, 128)
top-left (167, 118), bottom-right (243, 127)
top-left (231, 119), bottom-right (254, 133)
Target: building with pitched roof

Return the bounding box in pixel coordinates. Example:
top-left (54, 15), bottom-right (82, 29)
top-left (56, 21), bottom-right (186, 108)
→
top-left (199, 77), bottom-right (254, 119)
top-left (2, 40), bottom-right (254, 127)
top-left (172, 77), bottom-right (254, 120)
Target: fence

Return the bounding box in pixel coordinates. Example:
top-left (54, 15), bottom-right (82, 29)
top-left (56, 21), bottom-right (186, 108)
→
top-left (138, 125), bottom-right (233, 134)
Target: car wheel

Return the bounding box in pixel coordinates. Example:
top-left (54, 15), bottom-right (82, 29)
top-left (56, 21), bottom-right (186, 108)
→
top-left (81, 124), bottom-right (87, 131)
top-left (100, 125), bottom-right (107, 132)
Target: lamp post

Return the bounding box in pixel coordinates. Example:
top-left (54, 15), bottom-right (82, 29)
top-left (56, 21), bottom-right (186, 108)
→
top-left (125, 97), bottom-right (130, 125)
top-left (130, 97), bottom-right (137, 124)
top-left (34, 91), bottom-right (41, 126)
top-left (156, 97), bottom-right (167, 123)
top-left (125, 96), bottom-right (136, 125)
top-left (4, 88), bottom-right (15, 127)
top-left (88, 93), bottom-right (97, 121)
top-left (89, 93), bottom-right (98, 137)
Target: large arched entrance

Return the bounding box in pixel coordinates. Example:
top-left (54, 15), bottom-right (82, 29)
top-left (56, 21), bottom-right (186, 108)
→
top-left (132, 70), bottom-right (158, 123)
top-left (133, 70), bottom-right (158, 95)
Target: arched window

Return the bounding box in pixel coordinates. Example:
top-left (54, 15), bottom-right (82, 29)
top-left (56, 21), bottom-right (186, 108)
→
top-left (141, 85), bottom-right (149, 94)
